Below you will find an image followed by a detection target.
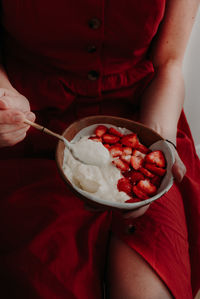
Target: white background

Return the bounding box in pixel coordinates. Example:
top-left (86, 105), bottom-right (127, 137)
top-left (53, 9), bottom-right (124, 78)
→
top-left (183, 6), bottom-right (200, 154)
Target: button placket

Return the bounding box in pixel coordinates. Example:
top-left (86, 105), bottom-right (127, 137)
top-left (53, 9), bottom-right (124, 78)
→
top-left (87, 18), bottom-right (101, 81)
top-left (86, 2), bottom-right (104, 93)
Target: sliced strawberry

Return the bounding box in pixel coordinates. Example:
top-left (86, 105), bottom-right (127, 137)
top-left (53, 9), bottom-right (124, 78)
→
top-left (109, 145), bottom-right (123, 157)
top-left (122, 146), bottom-right (132, 155)
top-left (137, 179), bottom-right (157, 196)
top-left (89, 136), bottom-right (102, 142)
top-left (145, 150), bottom-right (166, 168)
top-left (151, 175), bottom-right (162, 188)
top-left (112, 158), bottom-right (130, 172)
top-left (121, 154), bottom-right (131, 164)
top-left (135, 143), bottom-right (150, 154)
top-left (132, 185), bottom-right (149, 200)
top-left (145, 163), bottom-right (167, 177)
top-left (125, 197), bottom-right (141, 203)
top-left (114, 143), bottom-right (122, 147)
top-left (94, 125), bottom-right (108, 137)
top-left (130, 171), bottom-right (145, 185)
top-left (139, 167), bottom-right (155, 178)
top-left (121, 133), bottom-right (139, 148)
top-left (130, 150), bottom-right (146, 170)
top-left (117, 178), bottom-right (132, 196)
top-left (108, 127), bottom-right (123, 137)
top-left (102, 134), bottom-right (120, 144)
top-left (123, 170), bottom-right (133, 178)
top-left (103, 143), bottom-right (110, 150)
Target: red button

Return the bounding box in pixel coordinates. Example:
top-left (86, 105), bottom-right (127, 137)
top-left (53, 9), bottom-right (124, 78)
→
top-left (88, 70), bottom-right (100, 80)
top-left (88, 18), bottom-right (101, 29)
top-left (87, 44), bottom-right (97, 53)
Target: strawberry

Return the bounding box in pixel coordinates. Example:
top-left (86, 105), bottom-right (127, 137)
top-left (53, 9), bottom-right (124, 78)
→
top-left (137, 179), bottom-right (157, 196)
top-left (123, 170), bottom-right (133, 178)
top-left (112, 158), bottom-right (130, 172)
top-left (135, 143), bottom-right (149, 154)
top-left (94, 125), bottom-right (107, 137)
top-left (121, 133), bottom-right (139, 148)
top-left (130, 150), bottom-right (146, 170)
top-left (130, 171), bottom-right (145, 185)
top-left (145, 163), bottom-right (166, 177)
top-left (122, 146), bottom-right (132, 155)
top-left (109, 145), bottom-right (123, 157)
top-left (103, 143), bottom-right (110, 150)
top-left (139, 167), bottom-right (155, 178)
top-left (108, 127), bottom-right (123, 137)
top-left (145, 150), bottom-right (166, 168)
top-left (125, 197), bottom-right (141, 203)
top-left (102, 134), bottom-right (120, 144)
top-left (89, 136), bottom-right (102, 142)
top-left (132, 185), bottom-right (149, 200)
top-left (151, 175), bottom-right (162, 187)
top-left (117, 178), bottom-right (132, 195)
top-left (121, 154), bottom-right (131, 164)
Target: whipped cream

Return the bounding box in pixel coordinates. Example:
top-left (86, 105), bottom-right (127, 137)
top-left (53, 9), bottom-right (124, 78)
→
top-left (62, 136), bottom-right (129, 203)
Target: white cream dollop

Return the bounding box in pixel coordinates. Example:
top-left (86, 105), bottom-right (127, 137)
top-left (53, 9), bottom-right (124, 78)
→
top-left (63, 136), bottom-right (129, 203)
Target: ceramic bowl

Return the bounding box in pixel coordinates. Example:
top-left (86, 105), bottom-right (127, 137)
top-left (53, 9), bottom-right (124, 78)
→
top-left (56, 115), bottom-right (174, 210)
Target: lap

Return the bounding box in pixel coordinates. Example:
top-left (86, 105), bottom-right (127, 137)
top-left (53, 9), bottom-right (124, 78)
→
top-left (111, 183), bottom-right (193, 299)
top-left (0, 158), bottom-right (111, 299)
top-left (107, 235), bottom-right (173, 299)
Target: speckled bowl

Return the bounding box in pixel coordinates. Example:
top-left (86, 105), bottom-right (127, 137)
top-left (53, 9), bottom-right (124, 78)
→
top-left (56, 115), bottom-right (174, 211)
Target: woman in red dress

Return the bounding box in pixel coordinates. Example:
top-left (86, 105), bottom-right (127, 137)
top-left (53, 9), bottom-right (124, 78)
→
top-left (0, 0), bottom-right (199, 298)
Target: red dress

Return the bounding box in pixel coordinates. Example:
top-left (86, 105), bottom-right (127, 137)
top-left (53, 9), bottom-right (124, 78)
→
top-left (0, 1), bottom-right (199, 298)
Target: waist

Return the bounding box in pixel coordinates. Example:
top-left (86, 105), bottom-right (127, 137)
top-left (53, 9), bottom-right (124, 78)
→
top-left (3, 36), bottom-right (154, 97)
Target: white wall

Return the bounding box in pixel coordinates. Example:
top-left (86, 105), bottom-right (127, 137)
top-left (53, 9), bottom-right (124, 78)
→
top-left (183, 7), bottom-right (200, 148)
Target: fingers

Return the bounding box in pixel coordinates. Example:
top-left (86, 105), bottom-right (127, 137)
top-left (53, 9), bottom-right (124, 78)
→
top-left (0, 109), bottom-right (25, 124)
top-left (0, 109), bottom-right (35, 125)
top-left (172, 151), bottom-right (186, 182)
top-left (0, 89), bottom-right (35, 147)
top-left (0, 126), bottom-right (28, 147)
top-left (0, 89), bottom-right (30, 111)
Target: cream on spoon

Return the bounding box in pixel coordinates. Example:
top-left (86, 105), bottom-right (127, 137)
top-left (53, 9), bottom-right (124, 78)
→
top-left (24, 119), bottom-right (111, 166)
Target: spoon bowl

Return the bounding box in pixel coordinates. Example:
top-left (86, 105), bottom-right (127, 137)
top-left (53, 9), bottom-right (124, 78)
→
top-left (24, 119), bottom-right (110, 165)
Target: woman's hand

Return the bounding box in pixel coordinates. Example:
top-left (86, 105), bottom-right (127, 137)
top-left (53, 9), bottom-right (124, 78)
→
top-left (167, 141), bottom-right (186, 182)
top-left (0, 88), bottom-right (35, 147)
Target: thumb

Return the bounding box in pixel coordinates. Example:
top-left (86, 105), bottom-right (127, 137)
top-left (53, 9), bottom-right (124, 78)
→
top-left (25, 111), bottom-right (36, 122)
top-left (172, 152), bottom-right (186, 182)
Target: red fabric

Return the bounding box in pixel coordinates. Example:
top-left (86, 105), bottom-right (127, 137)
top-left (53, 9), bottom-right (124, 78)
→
top-left (0, 1), bottom-right (200, 298)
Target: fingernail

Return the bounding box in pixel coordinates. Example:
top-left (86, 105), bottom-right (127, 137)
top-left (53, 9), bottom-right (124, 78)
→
top-left (26, 112), bottom-right (36, 121)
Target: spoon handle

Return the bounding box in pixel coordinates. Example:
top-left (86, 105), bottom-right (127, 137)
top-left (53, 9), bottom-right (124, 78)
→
top-left (24, 119), bottom-right (65, 142)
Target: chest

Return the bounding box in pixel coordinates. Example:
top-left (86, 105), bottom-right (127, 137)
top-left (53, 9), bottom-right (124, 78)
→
top-left (1, 0), bottom-right (165, 50)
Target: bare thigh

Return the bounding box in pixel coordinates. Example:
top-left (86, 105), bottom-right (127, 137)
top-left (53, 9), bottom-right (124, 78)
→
top-left (106, 235), bottom-right (173, 299)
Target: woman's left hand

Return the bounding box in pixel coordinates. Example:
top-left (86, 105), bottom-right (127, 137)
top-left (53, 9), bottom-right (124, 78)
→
top-left (123, 139), bottom-right (186, 219)
top-left (170, 143), bottom-right (186, 182)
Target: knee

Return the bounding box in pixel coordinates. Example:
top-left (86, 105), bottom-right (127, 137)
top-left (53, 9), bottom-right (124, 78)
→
top-left (107, 283), bottom-right (172, 299)
top-left (107, 236), bottom-right (173, 299)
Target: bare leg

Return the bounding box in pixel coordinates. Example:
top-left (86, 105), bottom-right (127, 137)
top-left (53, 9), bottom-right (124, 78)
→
top-left (106, 235), bottom-right (173, 299)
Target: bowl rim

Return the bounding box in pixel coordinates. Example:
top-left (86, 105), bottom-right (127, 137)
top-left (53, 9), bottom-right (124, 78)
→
top-left (55, 115), bottom-right (173, 210)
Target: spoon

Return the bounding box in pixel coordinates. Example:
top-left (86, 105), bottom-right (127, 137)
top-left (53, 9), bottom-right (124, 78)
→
top-left (24, 119), bottom-right (111, 166)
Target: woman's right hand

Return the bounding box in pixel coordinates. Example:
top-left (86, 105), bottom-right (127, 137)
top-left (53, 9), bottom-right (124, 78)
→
top-left (0, 88), bottom-right (35, 147)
